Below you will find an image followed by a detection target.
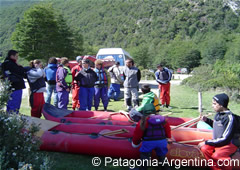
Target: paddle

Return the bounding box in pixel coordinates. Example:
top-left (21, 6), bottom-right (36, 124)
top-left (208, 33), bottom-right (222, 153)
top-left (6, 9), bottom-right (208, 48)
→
top-left (171, 113), bottom-right (213, 130)
top-left (99, 129), bottom-right (129, 136)
top-left (23, 116), bottom-right (60, 137)
top-left (177, 138), bottom-right (205, 144)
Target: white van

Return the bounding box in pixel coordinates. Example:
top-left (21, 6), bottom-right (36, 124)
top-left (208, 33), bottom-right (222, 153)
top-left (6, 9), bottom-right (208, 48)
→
top-left (96, 48), bottom-right (132, 68)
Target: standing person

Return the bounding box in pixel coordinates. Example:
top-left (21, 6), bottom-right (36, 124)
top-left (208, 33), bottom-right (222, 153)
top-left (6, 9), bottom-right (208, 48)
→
top-left (123, 59), bottom-right (141, 111)
top-left (1, 50), bottom-right (25, 114)
top-left (71, 56), bottom-right (83, 110)
top-left (74, 59), bottom-right (97, 111)
top-left (26, 60), bottom-right (46, 118)
top-left (107, 61), bottom-right (123, 101)
top-left (94, 59), bottom-right (109, 111)
top-left (131, 103), bottom-right (171, 170)
top-left (44, 57), bottom-right (58, 107)
top-left (155, 64), bottom-right (172, 108)
top-left (56, 57), bottom-right (72, 109)
top-left (198, 93), bottom-right (239, 170)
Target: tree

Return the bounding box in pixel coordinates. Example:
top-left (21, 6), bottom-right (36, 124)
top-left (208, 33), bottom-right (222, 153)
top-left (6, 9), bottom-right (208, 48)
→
top-left (11, 4), bottom-right (82, 62)
top-left (130, 45), bottom-right (151, 69)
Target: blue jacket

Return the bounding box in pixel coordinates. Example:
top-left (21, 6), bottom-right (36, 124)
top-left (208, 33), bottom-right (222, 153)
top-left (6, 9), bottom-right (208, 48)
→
top-left (44, 64), bottom-right (58, 85)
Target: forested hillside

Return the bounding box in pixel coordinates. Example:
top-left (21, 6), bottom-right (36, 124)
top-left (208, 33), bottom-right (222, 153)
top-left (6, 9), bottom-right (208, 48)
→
top-left (1, 0), bottom-right (239, 68)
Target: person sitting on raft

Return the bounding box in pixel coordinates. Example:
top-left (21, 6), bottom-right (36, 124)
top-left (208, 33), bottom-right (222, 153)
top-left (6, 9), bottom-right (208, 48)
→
top-left (131, 103), bottom-right (171, 170)
top-left (136, 84), bottom-right (160, 113)
top-left (198, 93), bottom-right (239, 170)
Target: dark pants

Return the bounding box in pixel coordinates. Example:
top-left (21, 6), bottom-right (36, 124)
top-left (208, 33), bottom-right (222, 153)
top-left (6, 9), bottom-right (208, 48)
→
top-left (94, 86), bottom-right (109, 110)
top-left (57, 90), bottom-right (69, 109)
top-left (7, 89), bottom-right (22, 114)
top-left (108, 83), bottom-right (121, 101)
top-left (79, 87), bottom-right (94, 111)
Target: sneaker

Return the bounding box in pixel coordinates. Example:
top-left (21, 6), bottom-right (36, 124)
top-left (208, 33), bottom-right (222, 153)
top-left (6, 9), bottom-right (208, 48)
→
top-left (166, 105), bottom-right (172, 109)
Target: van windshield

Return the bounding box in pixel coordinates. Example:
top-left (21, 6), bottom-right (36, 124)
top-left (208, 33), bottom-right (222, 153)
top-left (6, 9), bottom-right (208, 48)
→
top-left (97, 54), bottom-right (124, 66)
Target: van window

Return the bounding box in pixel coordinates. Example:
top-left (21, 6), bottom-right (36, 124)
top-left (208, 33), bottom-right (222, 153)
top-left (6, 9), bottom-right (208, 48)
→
top-left (97, 54), bottom-right (125, 66)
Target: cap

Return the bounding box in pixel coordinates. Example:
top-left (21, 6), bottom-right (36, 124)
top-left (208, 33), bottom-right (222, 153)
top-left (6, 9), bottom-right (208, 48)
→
top-left (82, 59), bottom-right (90, 64)
top-left (213, 93), bottom-right (229, 108)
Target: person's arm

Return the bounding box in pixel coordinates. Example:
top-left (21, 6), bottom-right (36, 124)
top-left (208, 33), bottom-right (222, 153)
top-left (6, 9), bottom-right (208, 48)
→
top-left (164, 121), bottom-right (171, 138)
top-left (205, 114), bottom-right (235, 147)
top-left (7, 61), bottom-right (25, 77)
top-left (204, 117), bottom-right (214, 127)
top-left (113, 67), bottom-right (123, 83)
top-left (137, 69), bottom-right (141, 82)
top-left (27, 68), bottom-right (44, 83)
top-left (155, 71), bottom-right (164, 84)
top-left (57, 68), bottom-right (68, 90)
top-left (132, 121), bottom-right (145, 148)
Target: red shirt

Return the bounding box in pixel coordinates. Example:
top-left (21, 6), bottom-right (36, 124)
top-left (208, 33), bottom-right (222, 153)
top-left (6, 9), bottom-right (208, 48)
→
top-left (132, 117), bottom-right (171, 145)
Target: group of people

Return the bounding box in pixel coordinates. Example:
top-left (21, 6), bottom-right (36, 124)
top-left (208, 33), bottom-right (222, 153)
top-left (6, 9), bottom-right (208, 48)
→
top-left (2, 49), bottom-right (238, 170)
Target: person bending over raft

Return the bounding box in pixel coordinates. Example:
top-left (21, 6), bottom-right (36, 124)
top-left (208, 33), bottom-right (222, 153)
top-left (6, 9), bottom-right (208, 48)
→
top-left (131, 103), bottom-right (172, 170)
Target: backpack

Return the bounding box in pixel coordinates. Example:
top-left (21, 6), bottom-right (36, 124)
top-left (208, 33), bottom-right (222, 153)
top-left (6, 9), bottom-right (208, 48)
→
top-left (232, 114), bottom-right (240, 147)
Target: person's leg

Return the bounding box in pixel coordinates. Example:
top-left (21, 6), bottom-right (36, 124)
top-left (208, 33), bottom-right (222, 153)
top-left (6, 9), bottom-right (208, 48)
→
top-left (155, 139), bottom-right (169, 170)
top-left (201, 144), bottom-right (219, 170)
top-left (107, 84), bottom-right (114, 99)
top-left (79, 87), bottom-right (87, 110)
top-left (101, 86), bottom-right (109, 110)
top-left (57, 91), bottom-right (68, 109)
top-left (45, 84), bottom-right (52, 104)
top-left (31, 92), bottom-right (44, 118)
top-left (139, 152), bottom-right (151, 170)
top-left (52, 85), bottom-right (58, 107)
top-left (124, 88), bottom-right (132, 111)
top-left (159, 84), bottom-right (165, 105)
top-left (88, 87), bottom-right (95, 111)
top-left (7, 89), bottom-right (23, 114)
top-left (212, 143), bottom-right (238, 170)
top-left (132, 88), bottom-right (139, 107)
top-left (113, 84), bottom-right (121, 101)
top-left (94, 87), bottom-right (101, 110)
top-left (165, 83), bottom-right (171, 107)
top-left (72, 86), bottom-right (79, 110)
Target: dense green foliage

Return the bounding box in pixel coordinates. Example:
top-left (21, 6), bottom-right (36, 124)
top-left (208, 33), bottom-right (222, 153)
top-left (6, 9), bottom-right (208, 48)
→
top-left (1, 0), bottom-right (240, 91)
top-left (11, 4), bottom-right (83, 62)
top-left (0, 79), bottom-right (52, 169)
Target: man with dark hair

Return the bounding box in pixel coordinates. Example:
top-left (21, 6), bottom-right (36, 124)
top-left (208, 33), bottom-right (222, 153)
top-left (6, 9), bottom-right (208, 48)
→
top-left (107, 61), bottom-right (123, 101)
top-left (1, 50), bottom-right (26, 114)
top-left (44, 57), bottom-right (58, 107)
top-left (123, 59), bottom-right (141, 111)
top-left (155, 64), bottom-right (172, 108)
top-left (199, 93), bottom-right (239, 170)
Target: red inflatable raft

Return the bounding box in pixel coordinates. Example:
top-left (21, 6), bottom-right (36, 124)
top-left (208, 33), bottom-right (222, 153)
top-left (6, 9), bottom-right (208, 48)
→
top-left (42, 103), bottom-right (193, 126)
top-left (36, 104), bottom-right (240, 168)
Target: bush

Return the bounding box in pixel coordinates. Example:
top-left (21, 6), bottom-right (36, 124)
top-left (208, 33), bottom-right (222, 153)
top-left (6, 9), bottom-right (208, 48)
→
top-left (182, 62), bottom-right (240, 102)
top-left (0, 79), bottom-right (52, 169)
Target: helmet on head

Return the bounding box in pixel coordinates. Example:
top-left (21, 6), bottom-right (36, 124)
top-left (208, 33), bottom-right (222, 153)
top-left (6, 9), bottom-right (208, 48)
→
top-left (76, 56), bottom-right (83, 63)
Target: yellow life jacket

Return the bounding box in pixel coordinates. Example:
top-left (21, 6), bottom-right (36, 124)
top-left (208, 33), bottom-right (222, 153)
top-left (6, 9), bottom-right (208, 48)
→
top-left (63, 66), bottom-right (72, 84)
top-left (153, 94), bottom-right (160, 112)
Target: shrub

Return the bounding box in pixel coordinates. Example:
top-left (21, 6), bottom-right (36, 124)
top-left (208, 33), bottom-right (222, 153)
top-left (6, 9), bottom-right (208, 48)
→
top-left (0, 79), bottom-right (52, 169)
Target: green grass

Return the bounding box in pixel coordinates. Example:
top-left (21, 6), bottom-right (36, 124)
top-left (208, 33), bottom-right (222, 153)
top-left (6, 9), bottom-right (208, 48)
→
top-left (19, 84), bottom-right (240, 169)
